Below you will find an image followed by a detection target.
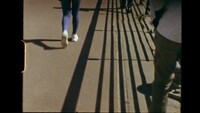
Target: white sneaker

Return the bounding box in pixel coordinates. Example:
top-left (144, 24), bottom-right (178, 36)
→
top-left (71, 34), bottom-right (79, 42)
top-left (61, 30), bottom-right (68, 47)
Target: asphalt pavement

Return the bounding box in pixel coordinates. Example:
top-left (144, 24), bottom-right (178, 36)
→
top-left (23, 0), bottom-right (181, 112)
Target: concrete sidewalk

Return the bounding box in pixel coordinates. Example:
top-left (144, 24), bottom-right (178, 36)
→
top-left (23, 0), bottom-right (181, 112)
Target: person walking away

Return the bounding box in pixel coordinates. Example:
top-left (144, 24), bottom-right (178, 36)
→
top-left (120, 0), bottom-right (133, 12)
top-left (149, 0), bottom-right (182, 112)
top-left (60, 0), bottom-right (81, 48)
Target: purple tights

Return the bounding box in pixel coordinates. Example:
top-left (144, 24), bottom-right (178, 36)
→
top-left (61, 0), bottom-right (81, 34)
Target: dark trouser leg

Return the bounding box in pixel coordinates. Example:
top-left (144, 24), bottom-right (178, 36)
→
top-left (128, 0), bottom-right (133, 8)
top-left (72, 0), bottom-right (81, 34)
top-left (150, 30), bottom-right (181, 113)
top-left (61, 0), bottom-right (71, 31)
top-left (120, 0), bottom-right (126, 8)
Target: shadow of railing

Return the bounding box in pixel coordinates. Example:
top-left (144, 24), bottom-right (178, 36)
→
top-left (120, 4), bottom-right (141, 113)
top-left (126, 0), bottom-right (152, 111)
top-left (61, 0), bottom-right (102, 112)
top-left (116, 0), bottom-right (153, 112)
top-left (95, 0), bottom-right (111, 112)
top-left (133, 0), bottom-right (155, 56)
top-left (115, 0), bottom-right (127, 112)
top-left (61, 0), bottom-right (153, 112)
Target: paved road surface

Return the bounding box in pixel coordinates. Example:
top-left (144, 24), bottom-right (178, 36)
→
top-left (23, 0), bottom-right (181, 112)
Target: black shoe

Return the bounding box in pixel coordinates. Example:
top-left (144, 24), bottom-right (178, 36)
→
top-left (168, 89), bottom-right (181, 102)
top-left (127, 1), bottom-right (133, 8)
top-left (119, 5), bottom-right (125, 9)
top-left (127, 7), bottom-right (131, 13)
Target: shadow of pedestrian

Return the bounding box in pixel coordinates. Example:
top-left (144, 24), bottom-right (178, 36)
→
top-left (23, 39), bottom-right (64, 50)
top-left (137, 83), bottom-right (181, 103)
top-left (137, 83), bottom-right (152, 96)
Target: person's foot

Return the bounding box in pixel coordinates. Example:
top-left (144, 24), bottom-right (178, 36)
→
top-left (168, 81), bottom-right (181, 102)
top-left (71, 34), bottom-right (79, 42)
top-left (127, 2), bottom-right (133, 8)
top-left (127, 7), bottom-right (131, 13)
top-left (168, 89), bottom-right (181, 102)
top-left (61, 30), bottom-right (68, 48)
top-left (119, 5), bottom-right (126, 9)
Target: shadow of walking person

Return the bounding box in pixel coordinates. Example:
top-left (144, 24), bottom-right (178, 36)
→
top-left (23, 39), bottom-right (64, 50)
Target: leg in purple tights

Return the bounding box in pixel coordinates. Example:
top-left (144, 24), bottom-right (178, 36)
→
top-left (61, 0), bottom-right (71, 32)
